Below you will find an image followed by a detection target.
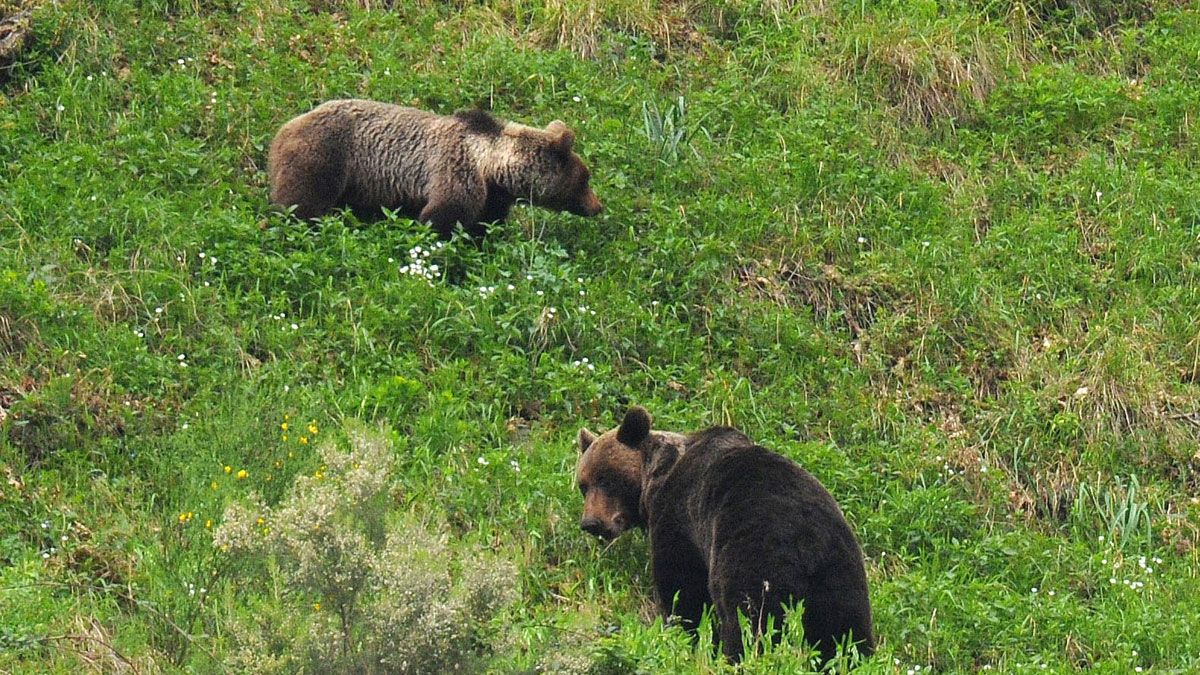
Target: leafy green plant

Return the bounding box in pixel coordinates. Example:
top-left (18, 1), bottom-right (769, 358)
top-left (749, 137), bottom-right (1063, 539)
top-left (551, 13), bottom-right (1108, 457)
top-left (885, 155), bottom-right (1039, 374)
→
top-left (641, 96), bottom-right (709, 164)
top-left (1072, 474), bottom-right (1154, 548)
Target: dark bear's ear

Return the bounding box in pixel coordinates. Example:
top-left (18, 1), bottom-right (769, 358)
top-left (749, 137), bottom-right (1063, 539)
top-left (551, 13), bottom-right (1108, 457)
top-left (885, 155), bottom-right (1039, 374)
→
top-left (616, 406), bottom-right (652, 447)
top-left (578, 428), bottom-right (597, 454)
top-left (547, 120), bottom-right (575, 153)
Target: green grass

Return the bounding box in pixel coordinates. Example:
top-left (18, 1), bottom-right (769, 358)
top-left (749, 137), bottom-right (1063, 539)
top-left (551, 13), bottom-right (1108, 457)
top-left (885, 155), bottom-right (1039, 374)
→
top-left (1, 0), bottom-right (1199, 671)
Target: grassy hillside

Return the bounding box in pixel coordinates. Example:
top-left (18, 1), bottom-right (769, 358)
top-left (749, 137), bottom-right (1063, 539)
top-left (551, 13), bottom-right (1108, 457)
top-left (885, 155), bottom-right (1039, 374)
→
top-left (2, 0), bottom-right (1199, 671)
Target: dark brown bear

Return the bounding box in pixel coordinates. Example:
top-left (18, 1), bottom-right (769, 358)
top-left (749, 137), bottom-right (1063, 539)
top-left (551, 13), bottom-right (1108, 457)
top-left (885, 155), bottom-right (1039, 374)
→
top-left (267, 100), bottom-right (603, 237)
top-left (577, 406), bottom-right (874, 665)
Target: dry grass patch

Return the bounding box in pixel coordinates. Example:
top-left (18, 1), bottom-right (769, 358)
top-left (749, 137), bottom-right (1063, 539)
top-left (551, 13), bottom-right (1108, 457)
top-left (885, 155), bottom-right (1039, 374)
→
top-left (51, 615), bottom-right (165, 674)
top-left (452, 0), bottom-right (707, 59)
top-left (1002, 321), bottom-right (1200, 475)
top-left (843, 14), bottom-right (1013, 127)
top-left (734, 255), bottom-right (902, 339)
top-left (0, 0), bottom-right (35, 84)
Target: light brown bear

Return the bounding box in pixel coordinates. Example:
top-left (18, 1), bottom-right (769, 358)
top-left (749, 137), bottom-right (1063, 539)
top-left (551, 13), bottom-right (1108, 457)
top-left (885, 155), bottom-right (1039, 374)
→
top-left (267, 100), bottom-right (603, 238)
top-left (577, 407), bottom-right (874, 665)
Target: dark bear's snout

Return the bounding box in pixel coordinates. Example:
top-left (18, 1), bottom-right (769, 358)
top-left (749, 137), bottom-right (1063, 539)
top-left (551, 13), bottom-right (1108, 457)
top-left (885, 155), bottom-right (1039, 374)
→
top-left (580, 513), bottom-right (627, 540)
top-left (580, 487), bottom-right (630, 540)
top-left (580, 516), bottom-right (611, 539)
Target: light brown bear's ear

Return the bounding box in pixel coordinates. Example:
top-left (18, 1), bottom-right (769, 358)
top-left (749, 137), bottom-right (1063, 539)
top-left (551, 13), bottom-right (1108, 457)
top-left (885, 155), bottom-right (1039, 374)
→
top-left (578, 428), bottom-right (597, 454)
top-left (546, 120), bottom-right (575, 153)
top-left (616, 406), bottom-right (651, 447)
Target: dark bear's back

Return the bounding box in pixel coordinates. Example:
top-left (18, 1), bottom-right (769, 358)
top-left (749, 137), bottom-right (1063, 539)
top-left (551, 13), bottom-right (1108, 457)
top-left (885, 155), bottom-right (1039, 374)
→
top-left (667, 427), bottom-right (875, 660)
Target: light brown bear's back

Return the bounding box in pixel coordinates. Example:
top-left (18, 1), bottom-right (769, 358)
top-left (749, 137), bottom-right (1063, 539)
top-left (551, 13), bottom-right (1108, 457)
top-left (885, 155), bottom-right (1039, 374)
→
top-left (267, 99), bottom-right (455, 218)
top-left (331, 100), bottom-right (445, 210)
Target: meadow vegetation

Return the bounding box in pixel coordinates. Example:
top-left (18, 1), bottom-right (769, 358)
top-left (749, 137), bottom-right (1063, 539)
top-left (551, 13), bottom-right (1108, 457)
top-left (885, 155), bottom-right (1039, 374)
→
top-left (1, 0), bottom-right (1198, 672)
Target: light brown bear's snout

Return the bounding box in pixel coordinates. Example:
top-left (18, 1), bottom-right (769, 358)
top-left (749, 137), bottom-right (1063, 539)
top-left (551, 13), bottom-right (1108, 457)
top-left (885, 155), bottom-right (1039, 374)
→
top-left (573, 190), bottom-right (603, 217)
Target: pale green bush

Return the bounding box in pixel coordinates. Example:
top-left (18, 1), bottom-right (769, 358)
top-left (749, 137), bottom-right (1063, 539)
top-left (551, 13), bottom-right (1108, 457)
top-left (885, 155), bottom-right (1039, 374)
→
top-left (214, 426), bottom-right (518, 674)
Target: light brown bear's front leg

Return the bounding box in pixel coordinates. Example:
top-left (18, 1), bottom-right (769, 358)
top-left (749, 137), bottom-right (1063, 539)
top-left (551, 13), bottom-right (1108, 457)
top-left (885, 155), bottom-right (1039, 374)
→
top-left (419, 173), bottom-right (486, 239)
top-left (419, 199), bottom-right (479, 239)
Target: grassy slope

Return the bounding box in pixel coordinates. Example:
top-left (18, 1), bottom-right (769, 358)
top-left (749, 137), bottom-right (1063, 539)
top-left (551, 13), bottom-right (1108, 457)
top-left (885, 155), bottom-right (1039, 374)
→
top-left (1, 0), bottom-right (1199, 671)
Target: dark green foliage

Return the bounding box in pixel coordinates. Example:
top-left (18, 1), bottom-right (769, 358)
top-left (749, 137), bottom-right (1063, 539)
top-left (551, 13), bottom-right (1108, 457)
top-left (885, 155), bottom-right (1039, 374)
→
top-left (0, 0), bottom-right (1198, 672)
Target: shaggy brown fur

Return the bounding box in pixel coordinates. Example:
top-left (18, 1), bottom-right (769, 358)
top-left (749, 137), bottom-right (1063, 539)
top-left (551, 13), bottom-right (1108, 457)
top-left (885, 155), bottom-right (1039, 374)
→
top-left (267, 100), bottom-right (603, 237)
top-left (577, 407), bottom-right (875, 665)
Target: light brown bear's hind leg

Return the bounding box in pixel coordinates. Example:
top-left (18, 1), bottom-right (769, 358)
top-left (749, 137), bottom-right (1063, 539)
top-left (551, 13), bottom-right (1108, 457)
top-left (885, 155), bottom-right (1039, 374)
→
top-left (268, 123), bottom-right (350, 220)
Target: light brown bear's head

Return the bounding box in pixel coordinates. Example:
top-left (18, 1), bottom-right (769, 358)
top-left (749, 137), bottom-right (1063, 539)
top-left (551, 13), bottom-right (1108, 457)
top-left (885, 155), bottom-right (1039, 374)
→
top-left (506, 120), bottom-right (603, 218)
top-left (576, 406), bottom-right (684, 541)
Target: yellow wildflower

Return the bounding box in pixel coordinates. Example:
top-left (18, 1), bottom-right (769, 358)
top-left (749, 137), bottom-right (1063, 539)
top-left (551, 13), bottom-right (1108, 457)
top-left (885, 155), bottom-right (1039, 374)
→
top-left (223, 465), bottom-right (232, 474)
top-left (211, 481), bottom-right (219, 491)
top-left (205, 519), bottom-right (212, 529)
top-left (307, 423), bottom-right (318, 435)
top-left (282, 434), bottom-right (288, 441)
top-left (313, 602), bottom-right (321, 612)
top-left (237, 469), bottom-right (248, 480)
top-left (299, 436), bottom-right (308, 445)
top-left (281, 422), bottom-right (289, 431)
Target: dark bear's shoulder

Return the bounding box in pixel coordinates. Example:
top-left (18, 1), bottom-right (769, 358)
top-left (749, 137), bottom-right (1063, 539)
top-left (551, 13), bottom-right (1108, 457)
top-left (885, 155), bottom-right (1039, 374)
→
top-left (669, 427), bottom-right (802, 494)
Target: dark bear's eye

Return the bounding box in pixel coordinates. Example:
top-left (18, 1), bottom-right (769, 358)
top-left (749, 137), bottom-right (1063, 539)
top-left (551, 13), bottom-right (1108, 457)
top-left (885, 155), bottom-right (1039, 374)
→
top-left (578, 482), bottom-right (589, 496)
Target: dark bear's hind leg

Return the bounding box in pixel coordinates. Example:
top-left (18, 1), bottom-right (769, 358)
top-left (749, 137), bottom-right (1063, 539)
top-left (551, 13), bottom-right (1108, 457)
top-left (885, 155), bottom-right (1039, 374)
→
top-left (710, 575), bottom-right (790, 663)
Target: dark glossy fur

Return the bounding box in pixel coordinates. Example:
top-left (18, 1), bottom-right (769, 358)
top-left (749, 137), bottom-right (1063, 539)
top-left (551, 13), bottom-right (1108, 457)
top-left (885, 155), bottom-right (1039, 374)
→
top-left (577, 408), bottom-right (874, 665)
top-left (267, 100), bottom-right (602, 237)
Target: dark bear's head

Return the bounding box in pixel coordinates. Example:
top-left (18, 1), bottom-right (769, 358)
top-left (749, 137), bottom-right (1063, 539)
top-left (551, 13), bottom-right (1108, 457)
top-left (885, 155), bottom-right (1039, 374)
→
top-left (518, 121), bottom-right (603, 218)
top-left (576, 406), bottom-right (685, 541)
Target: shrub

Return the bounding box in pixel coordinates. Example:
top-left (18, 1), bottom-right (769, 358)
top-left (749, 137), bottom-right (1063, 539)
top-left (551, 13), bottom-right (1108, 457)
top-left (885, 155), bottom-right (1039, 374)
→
top-left (213, 426), bottom-right (518, 674)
